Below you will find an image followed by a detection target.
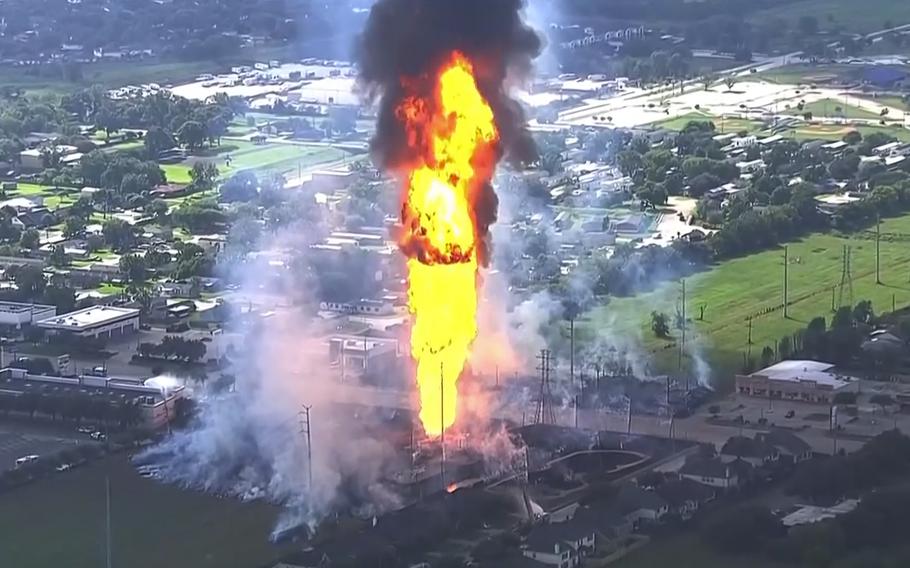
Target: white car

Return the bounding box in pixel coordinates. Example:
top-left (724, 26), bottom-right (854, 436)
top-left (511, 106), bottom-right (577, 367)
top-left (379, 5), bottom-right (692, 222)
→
top-left (55, 463), bottom-right (72, 472)
top-left (15, 455), bottom-right (39, 468)
top-left (77, 426), bottom-right (94, 434)
top-left (90, 431), bottom-right (107, 441)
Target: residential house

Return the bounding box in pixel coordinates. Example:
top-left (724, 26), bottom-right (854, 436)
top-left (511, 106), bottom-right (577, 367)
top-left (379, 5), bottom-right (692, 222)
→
top-left (613, 483), bottom-right (669, 526)
top-left (679, 456), bottom-right (751, 490)
top-left (572, 504), bottom-right (634, 540)
top-left (720, 435), bottom-right (780, 467)
top-left (610, 214), bottom-right (647, 234)
top-left (523, 516), bottom-right (597, 568)
top-left (756, 430), bottom-right (812, 465)
top-left (654, 478), bottom-right (717, 520)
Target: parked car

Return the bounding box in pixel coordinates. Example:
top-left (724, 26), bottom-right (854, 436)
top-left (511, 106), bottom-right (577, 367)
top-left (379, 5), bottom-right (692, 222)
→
top-left (15, 455), bottom-right (39, 468)
top-left (90, 431), bottom-right (106, 441)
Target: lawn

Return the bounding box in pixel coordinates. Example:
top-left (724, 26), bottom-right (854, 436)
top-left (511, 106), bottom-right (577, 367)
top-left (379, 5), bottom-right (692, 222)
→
top-left (583, 212), bottom-right (910, 387)
top-left (96, 283), bottom-right (125, 295)
top-left (652, 112), bottom-right (714, 131)
top-left (611, 532), bottom-right (793, 568)
top-left (0, 456), bottom-right (294, 568)
top-left (786, 98), bottom-right (883, 121)
top-left (653, 113), bottom-right (765, 136)
top-left (6, 183), bottom-right (79, 210)
top-left (652, 112), bottom-right (910, 144)
top-left (857, 95), bottom-right (910, 112)
top-left (162, 142), bottom-right (349, 184)
top-left (758, 64), bottom-right (859, 85)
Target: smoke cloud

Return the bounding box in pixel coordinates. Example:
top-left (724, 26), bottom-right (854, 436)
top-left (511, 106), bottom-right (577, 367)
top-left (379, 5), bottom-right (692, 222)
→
top-left (357, 0), bottom-right (541, 264)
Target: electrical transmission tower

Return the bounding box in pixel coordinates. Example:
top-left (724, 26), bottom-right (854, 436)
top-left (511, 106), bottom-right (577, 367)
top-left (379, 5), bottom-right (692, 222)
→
top-left (298, 405), bottom-right (313, 491)
top-left (534, 349), bottom-right (556, 425)
top-left (837, 245), bottom-right (854, 309)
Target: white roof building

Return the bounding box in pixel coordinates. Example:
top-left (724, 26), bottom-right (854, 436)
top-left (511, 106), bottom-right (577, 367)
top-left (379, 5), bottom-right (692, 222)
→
top-left (38, 306), bottom-right (140, 339)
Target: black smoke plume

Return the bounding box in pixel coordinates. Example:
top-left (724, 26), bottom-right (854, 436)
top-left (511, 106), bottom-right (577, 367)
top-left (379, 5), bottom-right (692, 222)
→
top-left (357, 0), bottom-right (541, 264)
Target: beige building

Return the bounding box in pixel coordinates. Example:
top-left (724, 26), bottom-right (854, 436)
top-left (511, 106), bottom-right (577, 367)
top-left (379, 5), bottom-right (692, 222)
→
top-left (736, 360), bottom-right (858, 405)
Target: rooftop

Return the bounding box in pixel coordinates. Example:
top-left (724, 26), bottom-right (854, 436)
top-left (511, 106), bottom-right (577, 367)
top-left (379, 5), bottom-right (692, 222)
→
top-left (749, 359), bottom-right (855, 389)
top-left (0, 301), bottom-right (55, 315)
top-left (37, 305), bottom-right (140, 331)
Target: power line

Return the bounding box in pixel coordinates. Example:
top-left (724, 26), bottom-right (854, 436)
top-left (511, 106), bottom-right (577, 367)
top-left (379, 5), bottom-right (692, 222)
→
top-left (837, 245), bottom-right (854, 308)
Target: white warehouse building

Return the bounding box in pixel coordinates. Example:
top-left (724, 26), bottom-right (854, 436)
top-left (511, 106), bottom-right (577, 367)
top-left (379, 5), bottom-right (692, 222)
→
top-left (38, 306), bottom-right (141, 339)
top-left (0, 301), bottom-right (57, 332)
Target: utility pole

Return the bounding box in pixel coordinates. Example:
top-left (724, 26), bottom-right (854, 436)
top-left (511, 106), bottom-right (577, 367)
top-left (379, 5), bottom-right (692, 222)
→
top-left (299, 405), bottom-right (313, 491)
top-left (876, 214), bottom-right (882, 285)
top-left (534, 350), bottom-right (556, 425)
top-left (569, 317), bottom-right (575, 389)
top-left (105, 475), bottom-right (112, 568)
top-left (626, 396), bottom-right (633, 436)
top-left (678, 279), bottom-right (686, 371)
top-left (440, 362), bottom-right (446, 490)
top-left (783, 246), bottom-right (789, 318)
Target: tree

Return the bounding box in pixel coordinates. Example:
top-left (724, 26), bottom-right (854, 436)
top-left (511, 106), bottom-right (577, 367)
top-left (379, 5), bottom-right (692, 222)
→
top-left (146, 199), bottom-right (168, 220)
top-left (724, 76), bottom-right (737, 91)
top-left (189, 161), bottom-right (219, 191)
top-left (651, 311), bottom-right (671, 338)
top-left (220, 170), bottom-right (259, 202)
top-left (102, 219), bottom-right (136, 252)
top-left (19, 229), bottom-right (40, 250)
top-left (50, 244), bottom-right (68, 267)
top-left (144, 126), bottom-right (176, 158)
top-left (12, 265), bottom-right (46, 298)
top-left (119, 254), bottom-right (147, 285)
top-left (761, 346), bottom-right (775, 368)
top-left (177, 120), bottom-right (207, 150)
top-left (62, 216), bottom-right (86, 239)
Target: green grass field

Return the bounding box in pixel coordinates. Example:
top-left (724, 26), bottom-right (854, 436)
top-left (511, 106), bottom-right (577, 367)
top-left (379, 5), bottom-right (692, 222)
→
top-left (583, 213), bottom-right (910, 386)
top-left (653, 112), bottom-right (910, 144)
top-left (786, 98), bottom-right (883, 120)
top-left (162, 142), bottom-right (349, 184)
top-left (758, 64), bottom-right (860, 85)
top-left (0, 456), bottom-right (293, 568)
top-left (856, 95), bottom-right (910, 112)
top-left (6, 183), bottom-right (79, 210)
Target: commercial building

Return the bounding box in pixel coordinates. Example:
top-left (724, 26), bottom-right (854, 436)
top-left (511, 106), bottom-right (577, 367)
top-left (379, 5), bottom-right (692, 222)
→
top-left (0, 301), bottom-right (56, 335)
top-left (735, 360), bottom-right (859, 405)
top-left (0, 367), bottom-right (184, 429)
top-left (38, 305), bottom-right (140, 339)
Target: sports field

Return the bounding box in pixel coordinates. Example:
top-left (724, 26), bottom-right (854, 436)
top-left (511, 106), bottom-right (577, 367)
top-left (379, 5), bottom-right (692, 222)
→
top-left (162, 142), bottom-right (349, 184)
top-left (583, 213), bottom-right (910, 386)
top-left (785, 98), bottom-right (883, 121)
top-left (0, 455), bottom-right (293, 568)
top-left (653, 112), bottom-right (910, 143)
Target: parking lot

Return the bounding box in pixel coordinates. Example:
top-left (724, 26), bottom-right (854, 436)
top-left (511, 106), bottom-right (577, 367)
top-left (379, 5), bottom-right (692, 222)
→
top-left (0, 423), bottom-right (88, 471)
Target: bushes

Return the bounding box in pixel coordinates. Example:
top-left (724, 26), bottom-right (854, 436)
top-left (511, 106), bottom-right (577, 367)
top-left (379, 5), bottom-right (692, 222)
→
top-left (137, 336), bottom-right (206, 363)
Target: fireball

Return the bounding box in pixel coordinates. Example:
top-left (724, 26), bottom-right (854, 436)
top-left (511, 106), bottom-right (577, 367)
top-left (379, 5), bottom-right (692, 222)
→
top-left (396, 52), bottom-right (499, 437)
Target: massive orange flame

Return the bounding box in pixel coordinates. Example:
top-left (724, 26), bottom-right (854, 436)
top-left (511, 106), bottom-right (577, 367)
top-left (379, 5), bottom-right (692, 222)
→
top-left (396, 52), bottom-right (499, 437)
